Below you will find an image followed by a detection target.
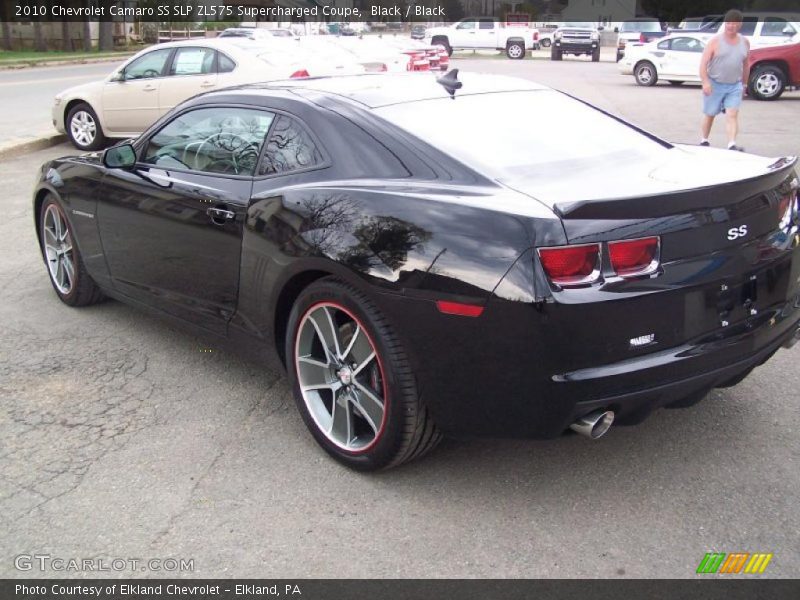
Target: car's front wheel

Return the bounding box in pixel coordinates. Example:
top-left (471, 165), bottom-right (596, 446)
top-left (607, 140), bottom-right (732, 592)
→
top-left (39, 196), bottom-right (104, 306)
top-left (541, 38), bottom-right (551, 48)
top-left (66, 102), bottom-right (107, 151)
top-left (748, 64), bottom-right (786, 101)
top-left (506, 41), bottom-right (525, 59)
top-left (286, 278), bottom-right (441, 470)
top-left (634, 61), bottom-right (658, 86)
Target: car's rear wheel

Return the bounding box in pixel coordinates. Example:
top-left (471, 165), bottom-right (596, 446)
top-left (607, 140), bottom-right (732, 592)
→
top-left (634, 61), bottom-right (658, 86)
top-left (506, 41), bottom-right (525, 59)
top-left (39, 196), bottom-right (104, 306)
top-left (748, 64), bottom-right (786, 101)
top-left (286, 278), bottom-right (441, 470)
top-left (541, 38), bottom-right (551, 48)
top-left (66, 102), bottom-right (107, 151)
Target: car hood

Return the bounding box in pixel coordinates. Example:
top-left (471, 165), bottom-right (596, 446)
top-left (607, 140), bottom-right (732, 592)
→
top-left (499, 145), bottom-right (794, 208)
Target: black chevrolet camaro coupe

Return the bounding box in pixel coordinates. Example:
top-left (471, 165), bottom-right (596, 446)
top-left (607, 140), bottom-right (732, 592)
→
top-left (33, 72), bottom-right (800, 470)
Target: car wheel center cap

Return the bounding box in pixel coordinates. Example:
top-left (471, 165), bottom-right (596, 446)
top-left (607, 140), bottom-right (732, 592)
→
top-left (337, 367), bottom-right (353, 386)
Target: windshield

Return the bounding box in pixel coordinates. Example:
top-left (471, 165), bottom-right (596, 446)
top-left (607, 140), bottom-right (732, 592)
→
top-left (621, 21), bottom-right (662, 32)
top-left (375, 91), bottom-right (669, 179)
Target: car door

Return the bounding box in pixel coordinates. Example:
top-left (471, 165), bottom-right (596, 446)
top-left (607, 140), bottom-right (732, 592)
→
top-left (669, 36), bottom-right (705, 79)
top-left (477, 19), bottom-right (497, 48)
top-left (648, 38), bottom-right (673, 74)
top-left (158, 46), bottom-right (219, 115)
top-left (452, 20), bottom-right (477, 48)
top-left (102, 47), bottom-right (173, 134)
top-left (96, 106), bottom-right (275, 334)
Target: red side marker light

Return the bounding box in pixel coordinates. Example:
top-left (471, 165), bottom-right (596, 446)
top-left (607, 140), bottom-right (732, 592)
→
top-left (290, 69), bottom-right (310, 78)
top-left (436, 300), bottom-right (484, 318)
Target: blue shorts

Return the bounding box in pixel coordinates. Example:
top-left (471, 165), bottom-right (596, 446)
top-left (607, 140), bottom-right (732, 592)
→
top-left (703, 79), bottom-right (743, 116)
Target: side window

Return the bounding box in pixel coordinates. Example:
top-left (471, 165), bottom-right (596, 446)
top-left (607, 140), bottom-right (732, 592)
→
top-left (672, 37), bottom-right (704, 52)
top-left (740, 18), bottom-right (758, 36)
top-left (762, 18), bottom-right (795, 37)
top-left (479, 20), bottom-right (495, 30)
top-left (169, 47), bottom-right (215, 76)
top-left (258, 115), bottom-right (323, 176)
top-left (143, 107), bottom-right (274, 176)
top-left (456, 20), bottom-right (476, 30)
top-left (123, 48), bottom-right (172, 80)
top-left (218, 52), bottom-right (236, 73)
top-left (657, 39), bottom-right (671, 50)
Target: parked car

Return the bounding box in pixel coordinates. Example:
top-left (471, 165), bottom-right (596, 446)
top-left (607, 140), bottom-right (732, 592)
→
top-left (52, 39), bottom-right (361, 150)
top-left (692, 12), bottom-right (800, 48)
top-left (748, 41), bottom-right (800, 100)
top-left (667, 15), bottom-right (722, 34)
top-left (410, 25), bottom-right (426, 40)
top-left (617, 18), bottom-right (667, 62)
top-left (34, 72), bottom-right (800, 470)
top-left (619, 33), bottom-right (710, 86)
top-left (551, 22), bottom-right (602, 61)
top-left (302, 36), bottom-right (412, 73)
top-left (424, 17), bottom-right (537, 59)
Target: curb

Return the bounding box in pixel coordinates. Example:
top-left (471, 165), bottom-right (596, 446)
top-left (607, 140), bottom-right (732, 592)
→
top-left (0, 54), bottom-right (136, 71)
top-left (0, 133), bottom-right (67, 161)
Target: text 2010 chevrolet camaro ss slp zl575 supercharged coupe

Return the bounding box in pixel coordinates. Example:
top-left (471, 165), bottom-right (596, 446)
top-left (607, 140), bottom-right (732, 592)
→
top-left (33, 72), bottom-right (800, 470)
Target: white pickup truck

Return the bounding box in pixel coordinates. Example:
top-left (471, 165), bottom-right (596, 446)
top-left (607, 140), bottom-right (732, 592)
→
top-left (424, 18), bottom-right (538, 59)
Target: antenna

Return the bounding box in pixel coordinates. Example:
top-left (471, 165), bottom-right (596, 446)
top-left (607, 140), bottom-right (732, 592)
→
top-left (436, 69), bottom-right (462, 99)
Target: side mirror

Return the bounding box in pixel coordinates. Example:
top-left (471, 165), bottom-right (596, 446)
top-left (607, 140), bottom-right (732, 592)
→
top-left (110, 70), bottom-right (125, 82)
top-left (103, 143), bottom-right (136, 169)
top-left (783, 26), bottom-right (794, 35)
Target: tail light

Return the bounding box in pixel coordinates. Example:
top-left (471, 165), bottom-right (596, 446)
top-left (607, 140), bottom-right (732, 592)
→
top-left (778, 182), bottom-right (799, 229)
top-left (378, 63), bottom-right (388, 72)
top-left (533, 31), bottom-right (539, 41)
top-left (538, 244), bottom-right (601, 286)
top-left (290, 69), bottom-right (309, 78)
top-left (639, 33), bottom-right (647, 43)
top-left (608, 237), bottom-right (660, 277)
top-left (538, 237), bottom-right (661, 288)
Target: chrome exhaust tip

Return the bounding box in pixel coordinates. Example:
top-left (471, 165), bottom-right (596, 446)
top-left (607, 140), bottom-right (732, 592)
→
top-left (570, 410), bottom-right (615, 440)
top-left (783, 326), bottom-right (800, 349)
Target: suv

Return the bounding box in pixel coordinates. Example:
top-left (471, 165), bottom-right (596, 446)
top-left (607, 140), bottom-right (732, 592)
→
top-left (616, 19), bottom-right (666, 62)
top-left (747, 41), bottom-right (800, 100)
top-left (551, 22), bottom-right (601, 61)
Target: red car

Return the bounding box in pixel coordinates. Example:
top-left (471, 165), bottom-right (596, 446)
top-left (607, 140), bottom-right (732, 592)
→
top-left (748, 42), bottom-right (800, 100)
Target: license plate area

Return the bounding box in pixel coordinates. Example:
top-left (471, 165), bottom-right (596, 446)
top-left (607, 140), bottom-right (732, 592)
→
top-left (716, 273), bottom-right (760, 327)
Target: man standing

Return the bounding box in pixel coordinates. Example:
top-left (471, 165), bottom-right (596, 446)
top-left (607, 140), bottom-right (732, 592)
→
top-left (699, 10), bottom-right (750, 151)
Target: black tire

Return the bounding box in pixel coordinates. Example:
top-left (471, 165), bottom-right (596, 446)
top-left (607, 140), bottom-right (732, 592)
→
top-left (551, 47), bottom-right (562, 61)
top-left (432, 36), bottom-right (452, 57)
top-left (65, 102), bottom-right (107, 151)
top-left (634, 61), bottom-right (658, 86)
top-left (541, 39), bottom-right (551, 48)
top-left (592, 48), bottom-right (600, 62)
top-left (668, 80), bottom-right (684, 86)
top-left (506, 40), bottom-right (525, 60)
top-left (39, 196), bottom-right (104, 307)
top-left (747, 63), bottom-right (786, 101)
top-left (285, 277), bottom-right (441, 470)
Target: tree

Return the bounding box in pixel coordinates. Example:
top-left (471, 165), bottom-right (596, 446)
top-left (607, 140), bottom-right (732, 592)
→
top-left (443, 0), bottom-right (465, 22)
top-left (98, 0), bottom-right (114, 51)
top-left (0, 0), bottom-right (12, 51)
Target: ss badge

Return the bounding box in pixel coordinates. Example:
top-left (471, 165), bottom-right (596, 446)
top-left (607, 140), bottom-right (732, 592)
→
top-left (727, 224), bottom-right (748, 241)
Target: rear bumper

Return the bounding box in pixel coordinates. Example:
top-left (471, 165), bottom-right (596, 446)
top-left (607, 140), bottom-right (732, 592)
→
top-left (376, 244), bottom-right (800, 440)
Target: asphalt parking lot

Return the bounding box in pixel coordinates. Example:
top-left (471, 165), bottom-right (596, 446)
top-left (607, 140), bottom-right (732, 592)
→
top-left (1, 58), bottom-right (798, 579)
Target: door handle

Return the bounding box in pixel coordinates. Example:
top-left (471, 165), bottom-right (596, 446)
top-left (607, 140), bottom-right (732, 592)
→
top-left (143, 85), bottom-right (156, 91)
top-left (200, 81), bottom-right (215, 88)
top-left (207, 206), bottom-right (235, 224)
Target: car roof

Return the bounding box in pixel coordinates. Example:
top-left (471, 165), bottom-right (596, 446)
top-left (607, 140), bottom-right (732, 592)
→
top-left (229, 72), bottom-right (549, 108)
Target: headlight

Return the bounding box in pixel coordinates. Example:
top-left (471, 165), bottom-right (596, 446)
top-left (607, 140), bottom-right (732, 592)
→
top-left (591, 32), bottom-right (600, 40)
top-left (554, 31), bottom-right (562, 39)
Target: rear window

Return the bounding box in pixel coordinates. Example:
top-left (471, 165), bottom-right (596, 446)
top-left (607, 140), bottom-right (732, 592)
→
top-left (375, 91), bottom-right (670, 178)
top-left (621, 21), bottom-right (662, 32)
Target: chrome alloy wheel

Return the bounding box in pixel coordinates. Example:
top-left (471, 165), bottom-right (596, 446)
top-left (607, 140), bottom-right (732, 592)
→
top-left (508, 44), bottom-right (524, 58)
top-left (755, 72), bottom-right (780, 98)
top-left (42, 204), bottom-right (75, 295)
top-left (295, 302), bottom-right (387, 452)
top-left (70, 110), bottom-right (97, 147)
top-left (637, 65), bottom-right (653, 84)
